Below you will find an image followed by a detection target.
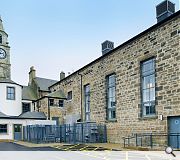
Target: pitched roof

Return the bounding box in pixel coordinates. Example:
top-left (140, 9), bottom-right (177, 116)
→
top-left (0, 111), bottom-right (46, 120)
top-left (47, 90), bottom-right (66, 99)
top-left (22, 86), bottom-right (38, 101)
top-left (0, 79), bottom-right (22, 86)
top-left (50, 10), bottom-right (180, 88)
top-left (18, 111), bottom-right (46, 119)
top-left (34, 77), bottom-right (58, 91)
top-left (0, 111), bottom-right (9, 118)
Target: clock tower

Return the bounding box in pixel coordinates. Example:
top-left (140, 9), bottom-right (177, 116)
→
top-left (0, 16), bottom-right (11, 80)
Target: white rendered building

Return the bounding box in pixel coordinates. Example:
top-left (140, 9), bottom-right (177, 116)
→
top-left (0, 17), bottom-right (55, 141)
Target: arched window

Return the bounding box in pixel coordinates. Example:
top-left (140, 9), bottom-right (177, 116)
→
top-left (0, 34), bottom-right (2, 44)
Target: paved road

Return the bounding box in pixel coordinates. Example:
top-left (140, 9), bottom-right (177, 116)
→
top-left (0, 142), bottom-right (179, 160)
top-left (0, 151), bottom-right (179, 160)
top-left (0, 142), bottom-right (60, 151)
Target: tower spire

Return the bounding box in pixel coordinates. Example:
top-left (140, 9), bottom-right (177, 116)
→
top-left (0, 15), bottom-right (4, 31)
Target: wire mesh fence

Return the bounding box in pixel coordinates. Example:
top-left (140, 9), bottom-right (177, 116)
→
top-left (23, 122), bottom-right (107, 144)
top-left (123, 133), bottom-right (180, 150)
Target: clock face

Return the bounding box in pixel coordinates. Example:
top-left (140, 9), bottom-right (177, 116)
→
top-left (0, 48), bottom-right (6, 59)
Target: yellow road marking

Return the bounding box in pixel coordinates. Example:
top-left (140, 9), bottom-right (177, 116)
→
top-left (79, 145), bottom-right (89, 151)
top-left (93, 147), bottom-right (99, 151)
top-left (63, 144), bottom-right (80, 151)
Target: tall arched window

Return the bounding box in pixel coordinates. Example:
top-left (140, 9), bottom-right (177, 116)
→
top-left (0, 34), bottom-right (2, 44)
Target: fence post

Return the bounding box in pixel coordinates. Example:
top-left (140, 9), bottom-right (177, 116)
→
top-left (135, 134), bottom-right (137, 147)
top-left (150, 133), bottom-right (153, 148)
top-left (68, 124), bottom-right (70, 143)
top-left (81, 123), bottom-right (84, 143)
top-left (104, 125), bottom-right (107, 143)
top-left (64, 124), bottom-right (66, 143)
top-left (73, 123), bottom-right (76, 144)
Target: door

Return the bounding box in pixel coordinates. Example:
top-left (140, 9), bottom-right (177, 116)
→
top-left (168, 116), bottom-right (180, 149)
top-left (14, 124), bottom-right (22, 141)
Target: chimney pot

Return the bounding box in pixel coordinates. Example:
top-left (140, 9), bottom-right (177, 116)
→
top-left (60, 71), bottom-right (65, 80)
top-left (28, 66), bottom-right (36, 85)
top-left (101, 40), bottom-right (114, 55)
top-left (156, 0), bottom-right (175, 23)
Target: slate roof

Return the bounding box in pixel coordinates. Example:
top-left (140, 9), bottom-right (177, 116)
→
top-left (18, 111), bottom-right (46, 119)
top-left (47, 90), bottom-right (66, 99)
top-left (0, 111), bottom-right (46, 120)
top-left (34, 77), bottom-right (58, 91)
top-left (0, 79), bottom-right (22, 86)
top-left (22, 86), bottom-right (38, 101)
top-left (0, 112), bottom-right (9, 118)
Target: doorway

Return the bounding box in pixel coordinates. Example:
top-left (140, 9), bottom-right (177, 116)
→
top-left (14, 124), bottom-right (22, 141)
top-left (168, 116), bottom-right (180, 149)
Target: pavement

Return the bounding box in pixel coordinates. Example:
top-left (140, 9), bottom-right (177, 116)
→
top-left (0, 142), bottom-right (180, 159)
top-left (0, 142), bottom-right (60, 151)
top-left (14, 141), bottom-right (124, 151)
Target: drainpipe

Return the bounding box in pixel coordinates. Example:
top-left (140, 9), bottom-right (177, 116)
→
top-left (78, 73), bottom-right (83, 122)
top-left (48, 97), bottom-right (50, 120)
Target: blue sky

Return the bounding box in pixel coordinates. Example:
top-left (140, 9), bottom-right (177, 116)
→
top-left (1, 0), bottom-right (179, 85)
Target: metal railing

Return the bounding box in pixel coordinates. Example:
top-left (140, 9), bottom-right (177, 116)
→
top-left (123, 133), bottom-right (180, 149)
top-left (23, 122), bottom-right (107, 144)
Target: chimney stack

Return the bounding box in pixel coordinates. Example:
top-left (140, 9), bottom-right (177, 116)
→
top-left (60, 71), bottom-right (65, 80)
top-left (101, 40), bottom-right (114, 55)
top-left (156, 0), bottom-right (175, 23)
top-left (28, 66), bottom-right (36, 85)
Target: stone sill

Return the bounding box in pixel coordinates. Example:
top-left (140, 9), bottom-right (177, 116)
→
top-left (139, 115), bottom-right (158, 120)
top-left (105, 119), bottom-right (117, 123)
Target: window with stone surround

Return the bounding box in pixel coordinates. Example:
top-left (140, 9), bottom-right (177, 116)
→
top-left (7, 86), bottom-right (15, 100)
top-left (49, 99), bottom-right (54, 106)
top-left (59, 100), bottom-right (64, 107)
top-left (67, 91), bottom-right (72, 100)
top-left (141, 58), bottom-right (156, 116)
top-left (84, 84), bottom-right (90, 121)
top-left (106, 74), bottom-right (116, 120)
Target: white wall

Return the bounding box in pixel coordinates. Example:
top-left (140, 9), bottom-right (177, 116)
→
top-left (0, 119), bottom-right (56, 140)
top-left (0, 83), bottom-right (22, 116)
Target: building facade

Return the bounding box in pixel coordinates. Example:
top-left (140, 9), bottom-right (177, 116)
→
top-left (47, 10), bottom-right (180, 144)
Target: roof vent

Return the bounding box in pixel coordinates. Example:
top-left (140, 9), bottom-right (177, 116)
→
top-left (156, 0), bottom-right (175, 23)
top-left (101, 40), bottom-right (114, 55)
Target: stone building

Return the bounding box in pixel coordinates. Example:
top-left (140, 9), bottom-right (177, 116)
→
top-left (24, 66), bottom-right (66, 125)
top-left (45, 5), bottom-right (180, 144)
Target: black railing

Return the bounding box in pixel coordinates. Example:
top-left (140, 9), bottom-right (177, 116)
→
top-left (23, 122), bottom-right (107, 144)
top-left (123, 133), bottom-right (180, 149)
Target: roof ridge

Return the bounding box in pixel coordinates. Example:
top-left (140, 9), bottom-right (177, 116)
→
top-left (35, 76), bottom-right (58, 81)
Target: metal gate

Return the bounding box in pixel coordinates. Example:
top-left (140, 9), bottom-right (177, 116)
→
top-left (168, 116), bottom-right (180, 149)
